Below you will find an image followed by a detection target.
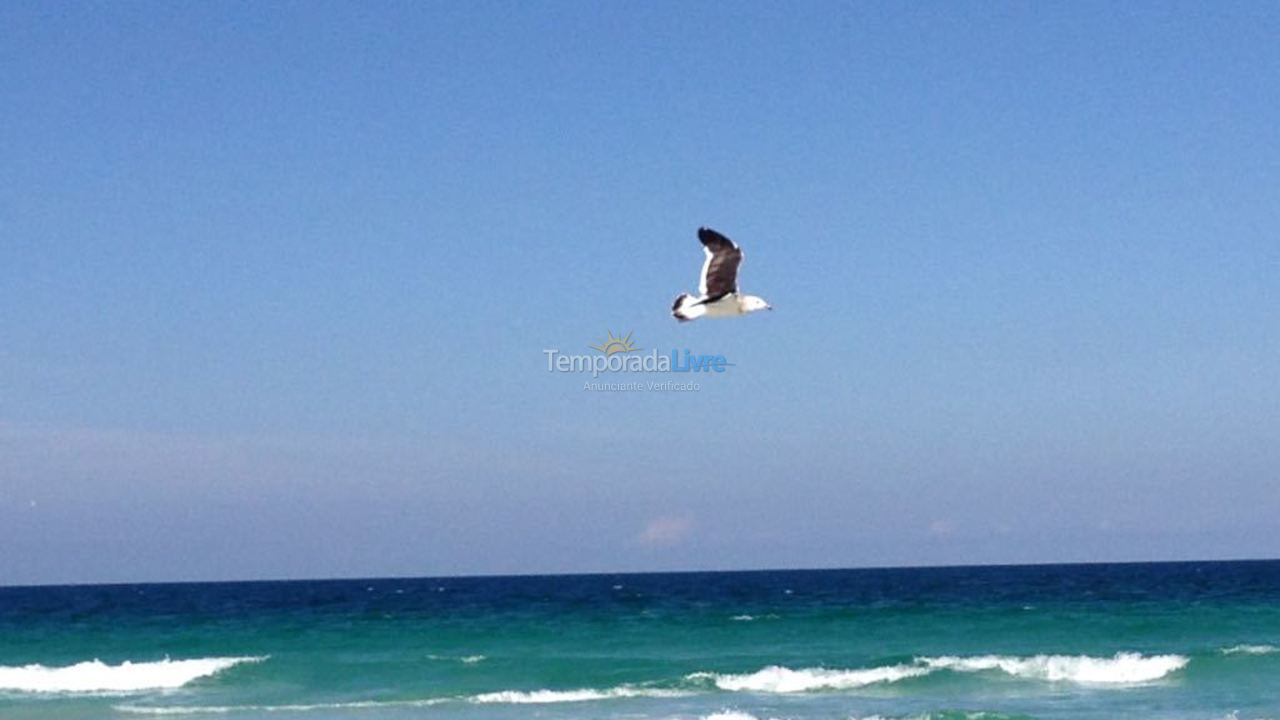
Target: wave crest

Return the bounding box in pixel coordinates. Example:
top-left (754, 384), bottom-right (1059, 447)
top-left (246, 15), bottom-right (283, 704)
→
top-left (0, 657), bottom-right (265, 694)
top-left (426, 654), bottom-right (487, 664)
top-left (471, 686), bottom-right (689, 704)
top-left (1220, 644), bottom-right (1277, 656)
top-left (689, 664), bottom-right (929, 693)
top-left (121, 685), bottom-right (689, 712)
top-left (688, 652), bottom-right (1187, 695)
top-left (117, 699), bottom-right (446, 715)
top-left (920, 653), bottom-right (1188, 684)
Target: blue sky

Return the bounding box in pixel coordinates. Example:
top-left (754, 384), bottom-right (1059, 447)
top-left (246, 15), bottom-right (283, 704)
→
top-left (2, 2), bottom-right (1278, 585)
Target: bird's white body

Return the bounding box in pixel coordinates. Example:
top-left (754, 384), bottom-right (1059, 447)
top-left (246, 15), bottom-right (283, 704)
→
top-left (673, 292), bottom-right (769, 321)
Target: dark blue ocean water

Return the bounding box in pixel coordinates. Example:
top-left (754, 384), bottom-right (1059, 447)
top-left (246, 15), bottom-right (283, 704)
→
top-left (2, 561), bottom-right (1278, 720)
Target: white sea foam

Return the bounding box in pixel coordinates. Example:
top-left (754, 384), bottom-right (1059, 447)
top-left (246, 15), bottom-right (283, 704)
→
top-left (702, 712), bottom-right (764, 720)
top-left (689, 652), bottom-right (1187, 695)
top-left (470, 686), bottom-right (690, 704)
top-left (852, 714), bottom-right (1036, 720)
top-left (1220, 644), bottom-right (1278, 655)
top-left (116, 699), bottom-right (448, 715)
top-left (121, 687), bottom-right (687, 715)
top-left (920, 652), bottom-right (1188, 684)
top-left (426, 654), bottom-right (487, 664)
top-left (690, 664), bottom-right (929, 693)
top-left (0, 656), bottom-right (265, 694)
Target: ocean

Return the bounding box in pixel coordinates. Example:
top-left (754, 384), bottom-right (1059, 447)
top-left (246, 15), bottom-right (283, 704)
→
top-left (1, 561), bottom-right (1277, 720)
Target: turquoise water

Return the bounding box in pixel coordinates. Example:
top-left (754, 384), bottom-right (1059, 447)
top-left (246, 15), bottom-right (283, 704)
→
top-left (1, 562), bottom-right (1277, 719)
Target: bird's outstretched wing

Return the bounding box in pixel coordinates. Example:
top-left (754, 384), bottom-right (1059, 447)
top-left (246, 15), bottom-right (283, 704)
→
top-left (697, 227), bottom-right (743, 299)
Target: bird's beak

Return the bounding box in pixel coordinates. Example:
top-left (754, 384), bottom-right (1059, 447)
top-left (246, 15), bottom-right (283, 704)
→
top-left (767, 305), bottom-right (774, 311)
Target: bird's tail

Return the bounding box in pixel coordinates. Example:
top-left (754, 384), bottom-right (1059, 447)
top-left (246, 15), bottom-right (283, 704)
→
top-left (671, 293), bottom-right (703, 322)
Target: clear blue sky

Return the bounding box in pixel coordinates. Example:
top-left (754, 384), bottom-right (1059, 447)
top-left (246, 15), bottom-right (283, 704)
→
top-left (2, 2), bottom-right (1278, 585)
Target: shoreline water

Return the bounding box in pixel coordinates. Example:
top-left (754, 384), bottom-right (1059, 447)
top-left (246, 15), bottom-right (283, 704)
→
top-left (3, 561), bottom-right (1278, 720)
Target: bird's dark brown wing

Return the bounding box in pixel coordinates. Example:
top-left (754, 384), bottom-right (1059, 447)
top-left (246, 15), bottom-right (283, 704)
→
top-left (697, 227), bottom-right (743, 298)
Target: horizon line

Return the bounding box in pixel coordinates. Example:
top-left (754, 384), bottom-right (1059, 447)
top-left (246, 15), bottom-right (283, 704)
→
top-left (3, 555), bottom-right (1276, 592)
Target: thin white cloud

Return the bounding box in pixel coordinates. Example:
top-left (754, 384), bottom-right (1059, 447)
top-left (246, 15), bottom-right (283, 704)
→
top-left (636, 515), bottom-right (693, 547)
top-left (928, 519), bottom-right (955, 538)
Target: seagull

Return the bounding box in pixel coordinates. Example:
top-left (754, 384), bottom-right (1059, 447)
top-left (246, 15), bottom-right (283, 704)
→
top-left (671, 227), bottom-right (772, 322)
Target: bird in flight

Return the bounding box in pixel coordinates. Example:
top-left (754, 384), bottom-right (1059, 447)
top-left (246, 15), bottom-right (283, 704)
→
top-left (671, 227), bottom-right (772, 322)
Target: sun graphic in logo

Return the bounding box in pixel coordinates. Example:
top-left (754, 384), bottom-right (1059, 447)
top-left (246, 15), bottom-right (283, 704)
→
top-left (590, 330), bottom-right (640, 356)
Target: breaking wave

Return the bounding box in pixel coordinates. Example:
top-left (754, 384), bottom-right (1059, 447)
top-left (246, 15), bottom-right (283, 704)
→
top-left (701, 707), bottom-right (1039, 712)
top-left (1220, 644), bottom-right (1277, 656)
top-left (116, 686), bottom-right (688, 714)
top-left (689, 664), bottom-right (929, 693)
top-left (920, 653), bottom-right (1188, 684)
top-left (116, 699), bottom-right (448, 715)
top-left (0, 657), bottom-right (265, 694)
top-left (470, 686), bottom-right (691, 704)
top-left (687, 652), bottom-right (1187, 694)
top-left (426, 654), bottom-right (486, 664)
